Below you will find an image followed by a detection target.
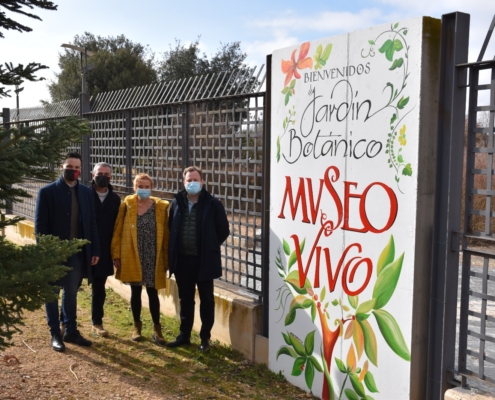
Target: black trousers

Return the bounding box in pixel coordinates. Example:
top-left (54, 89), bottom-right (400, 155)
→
top-left (174, 255), bottom-right (215, 341)
top-left (91, 276), bottom-right (108, 325)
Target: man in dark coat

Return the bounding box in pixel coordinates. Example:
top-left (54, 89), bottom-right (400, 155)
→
top-left (35, 152), bottom-right (100, 352)
top-left (167, 166), bottom-right (230, 352)
top-left (90, 162), bottom-right (121, 337)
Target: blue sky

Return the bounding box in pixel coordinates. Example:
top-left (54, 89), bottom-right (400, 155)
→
top-left (1, 0), bottom-right (494, 108)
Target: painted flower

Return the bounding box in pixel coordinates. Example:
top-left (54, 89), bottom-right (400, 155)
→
top-left (281, 42), bottom-right (313, 87)
top-left (399, 125), bottom-right (407, 146)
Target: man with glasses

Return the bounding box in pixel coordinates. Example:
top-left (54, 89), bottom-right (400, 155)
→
top-left (35, 152), bottom-right (100, 352)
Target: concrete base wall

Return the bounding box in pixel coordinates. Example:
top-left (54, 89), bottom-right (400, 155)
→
top-left (3, 216), bottom-right (268, 363)
top-left (445, 388), bottom-right (495, 400)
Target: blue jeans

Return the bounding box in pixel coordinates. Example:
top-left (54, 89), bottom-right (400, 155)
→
top-left (45, 253), bottom-right (83, 335)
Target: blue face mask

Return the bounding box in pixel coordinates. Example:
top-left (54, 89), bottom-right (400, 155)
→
top-left (185, 181), bottom-right (202, 195)
top-left (136, 188), bottom-right (151, 199)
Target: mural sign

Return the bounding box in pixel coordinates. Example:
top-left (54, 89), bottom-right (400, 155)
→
top-left (269, 17), bottom-right (439, 399)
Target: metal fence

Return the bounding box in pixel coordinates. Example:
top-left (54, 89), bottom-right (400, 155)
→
top-left (3, 68), bottom-right (267, 298)
top-left (458, 15), bottom-right (495, 389)
top-left (428, 12), bottom-right (495, 398)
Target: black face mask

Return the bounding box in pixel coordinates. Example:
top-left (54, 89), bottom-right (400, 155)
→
top-left (95, 175), bottom-right (110, 188)
top-left (63, 168), bottom-right (80, 181)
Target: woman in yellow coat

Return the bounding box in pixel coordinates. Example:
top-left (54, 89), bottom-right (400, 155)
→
top-left (111, 173), bottom-right (169, 344)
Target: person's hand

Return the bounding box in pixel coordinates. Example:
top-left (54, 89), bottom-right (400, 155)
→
top-left (91, 256), bottom-right (99, 265)
top-left (114, 259), bottom-right (121, 269)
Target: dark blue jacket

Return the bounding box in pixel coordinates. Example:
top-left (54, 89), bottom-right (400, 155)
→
top-left (35, 176), bottom-right (100, 282)
top-left (92, 183), bottom-right (121, 278)
top-left (168, 188), bottom-right (230, 281)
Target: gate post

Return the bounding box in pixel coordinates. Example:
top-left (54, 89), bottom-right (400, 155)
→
top-left (2, 108), bottom-right (13, 216)
top-left (261, 55), bottom-right (272, 337)
top-left (125, 110), bottom-right (133, 193)
top-left (427, 12), bottom-right (470, 400)
top-left (80, 92), bottom-right (91, 185)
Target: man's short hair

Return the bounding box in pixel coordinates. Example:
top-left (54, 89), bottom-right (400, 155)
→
top-left (93, 162), bottom-right (112, 174)
top-left (183, 166), bottom-right (203, 180)
top-left (65, 152), bottom-right (82, 161)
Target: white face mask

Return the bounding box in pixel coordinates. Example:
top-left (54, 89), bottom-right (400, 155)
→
top-left (185, 181), bottom-right (202, 195)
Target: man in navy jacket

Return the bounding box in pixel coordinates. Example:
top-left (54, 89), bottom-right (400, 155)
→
top-left (167, 166), bottom-right (230, 352)
top-left (35, 152), bottom-right (100, 352)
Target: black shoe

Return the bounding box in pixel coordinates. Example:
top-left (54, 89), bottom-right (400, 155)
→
top-left (63, 330), bottom-right (92, 347)
top-left (51, 334), bottom-right (65, 352)
top-left (166, 336), bottom-right (191, 348)
top-left (199, 340), bottom-right (210, 353)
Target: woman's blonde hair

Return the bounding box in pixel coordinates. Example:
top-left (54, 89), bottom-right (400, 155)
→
top-left (133, 173), bottom-right (154, 189)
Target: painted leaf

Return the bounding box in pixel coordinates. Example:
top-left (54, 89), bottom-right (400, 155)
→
top-left (394, 22), bottom-right (399, 28)
top-left (378, 39), bottom-right (392, 54)
top-left (385, 45), bottom-right (395, 62)
top-left (390, 113), bottom-right (397, 125)
top-left (276, 345), bottom-right (298, 359)
top-left (290, 79), bottom-right (296, 89)
top-left (353, 319), bottom-right (365, 360)
top-left (336, 319), bottom-right (344, 337)
top-left (332, 299), bottom-right (339, 306)
top-left (290, 295), bottom-right (313, 310)
top-left (285, 270), bottom-right (311, 294)
top-left (356, 299), bottom-right (376, 315)
top-left (324, 302), bottom-right (329, 309)
top-left (292, 356), bottom-right (306, 376)
top-left (364, 396), bottom-right (375, 400)
top-left (402, 164), bottom-right (413, 176)
top-left (397, 96), bottom-right (409, 109)
top-left (320, 286), bottom-right (327, 302)
top-left (348, 295), bottom-right (359, 309)
top-left (282, 332), bottom-right (291, 345)
top-left (344, 389), bottom-right (359, 400)
top-left (376, 235), bottom-right (395, 276)
top-left (404, 30), bottom-right (408, 35)
top-left (305, 358), bottom-right (315, 389)
top-left (389, 57), bottom-right (404, 71)
top-left (373, 309), bottom-right (411, 361)
top-left (385, 82), bottom-right (394, 103)
top-left (345, 320), bottom-right (355, 340)
top-left (285, 92), bottom-right (290, 106)
top-left (349, 372), bottom-right (366, 397)
top-left (288, 238), bottom-right (306, 270)
top-left (393, 39), bottom-right (403, 51)
top-left (342, 305), bottom-right (350, 312)
top-left (311, 302), bottom-right (316, 322)
top-left (283, 239), bottom-right (290, 255)
top-left (335, 357), bottom-right (347, 373)
top-left (358, 319), bottom-right (378, 366)
top-left (276, 136), bottom-right (280, 163)
top-left (308, 355), bottom-right (323, 372)
top-left (359, 360), bottom-right (369, 382)
top-left (364, 370), bottom-right (379, 393)
top-left (398, 155), bottom-right (404, 163)
top-left (304, 330), bottom-right (316, 355)
top-left (288, 333), bottom-right (307, 357)
top-left (281, 86), bottom-right (290, 94)
top-left (315, 44), bottom-right (322, 58)
top-left (356, 313), bottom-right (370, 321)
top-left (372, 253), bottom-right (404, 309)
top-left (368, 40), bottom-right (375, 45)
top-left (285, 309), bottom-right (296, 326)
top-left (321, 43), bottom-right (333, 61)
top-left (347, 344), bottom-right (357, 373)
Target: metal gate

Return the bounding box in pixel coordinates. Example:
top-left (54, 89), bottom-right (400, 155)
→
top-left (428, 12), bottom-right (495, 399)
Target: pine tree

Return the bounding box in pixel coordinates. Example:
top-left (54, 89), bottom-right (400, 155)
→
top-left (0, 1), bottom-right (91, 349)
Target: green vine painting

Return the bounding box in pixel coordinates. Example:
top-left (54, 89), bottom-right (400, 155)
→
top-left (276, 23), bottom-right (413, 193)
top-left (275, 235), bottom-right (410, 400)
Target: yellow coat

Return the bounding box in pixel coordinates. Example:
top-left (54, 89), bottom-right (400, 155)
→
top-left (111, 194), bottom-right (169, 289)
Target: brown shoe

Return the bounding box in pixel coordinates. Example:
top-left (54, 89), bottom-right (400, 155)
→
top-left (152, 323), bottom-right (166, 345)
top-left (132, 321), bottom-right (142, 341)
top-left (92, 324), bottom-right (108, 337)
